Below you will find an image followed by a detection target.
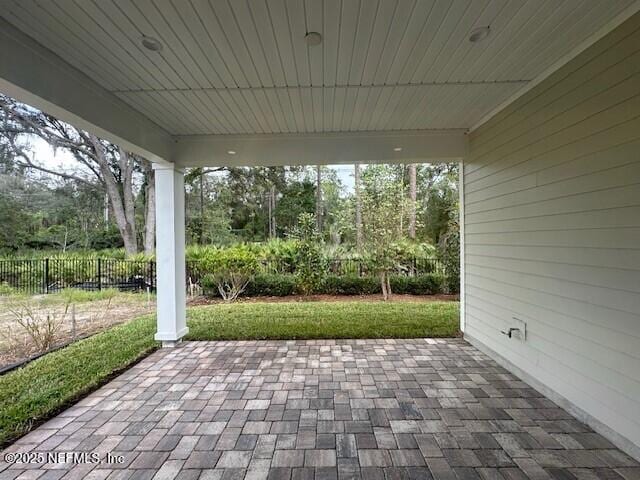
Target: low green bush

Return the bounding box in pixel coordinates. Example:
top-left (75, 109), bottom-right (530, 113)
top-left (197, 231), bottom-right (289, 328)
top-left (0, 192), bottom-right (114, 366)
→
top-left (245, 274), bottom-right (297, 297)
top-left (322, 274), bottom-right (380, 295)
top-left (390, 274), bottom-right (444, 295)
top-left (203, 273), bottom-right (445, 298)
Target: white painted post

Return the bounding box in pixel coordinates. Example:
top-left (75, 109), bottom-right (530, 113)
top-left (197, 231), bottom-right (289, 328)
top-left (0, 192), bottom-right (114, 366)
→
top-left (153, 164), bottom-right (188, 346)
top-left (458, 160), bottom-right (465, 334)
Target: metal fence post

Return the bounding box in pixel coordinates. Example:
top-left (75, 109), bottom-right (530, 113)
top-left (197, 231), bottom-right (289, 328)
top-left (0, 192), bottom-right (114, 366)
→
top-left (97, 258), bottom-right (102, 291)
top-left (44, 258), bottom-right (49, 294)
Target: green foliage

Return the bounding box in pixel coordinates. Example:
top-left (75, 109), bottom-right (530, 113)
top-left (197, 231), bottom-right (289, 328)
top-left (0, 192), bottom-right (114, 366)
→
top-left (244, 274), bottom-right (297, 297)
top-left (289, 213), bottom-right (326, 295)
top-left (203, 273), bottom-right (445, 298)
top-left (274, 180), bottom-right (316, 234)
top-left (438, 217), bottom-right (460, 294)
top-left (198, 244), bottom-right (259, 302)
top-left (419, 164), bottom-right (459, 245)
top-left (359, 165), bottom-right (410, 299)
top-left (0, 282), bottom-right (18, 296)
top-left (49, 288), bottom-right (119, 305)
top-left (322, 275), bottom-right (380, 295)
top-left (389, 274), bottom-right (444, 295)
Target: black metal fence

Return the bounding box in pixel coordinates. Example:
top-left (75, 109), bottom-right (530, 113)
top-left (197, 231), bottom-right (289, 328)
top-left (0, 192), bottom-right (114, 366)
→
top-left (0, 258), bottom-right (155, 295)
top-left (1, 257), bottom-right (446, 295)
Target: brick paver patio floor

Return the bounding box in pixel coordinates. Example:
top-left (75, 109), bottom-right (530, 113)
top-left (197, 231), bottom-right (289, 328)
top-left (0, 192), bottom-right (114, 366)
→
top-left (2, 339), bottom-right (639, 480)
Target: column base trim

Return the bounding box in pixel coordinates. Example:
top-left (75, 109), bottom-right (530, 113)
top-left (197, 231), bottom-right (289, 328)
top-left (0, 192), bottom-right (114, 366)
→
top-left (155, 326), bottom-right (189, 343)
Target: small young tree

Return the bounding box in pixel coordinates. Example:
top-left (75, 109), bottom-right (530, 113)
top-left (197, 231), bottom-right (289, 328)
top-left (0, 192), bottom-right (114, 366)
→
top-left (290, 212), bottom-right (326, 295)
top-left (360, 165), bottom-right (410, 300)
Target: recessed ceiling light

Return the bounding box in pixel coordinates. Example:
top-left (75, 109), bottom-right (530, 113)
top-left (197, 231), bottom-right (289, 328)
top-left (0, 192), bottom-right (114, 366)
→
top-left (227, 150), bottom-right (237, 155)
top-left (305, 32), bottom-right (322, 47)
top-left (141, 35), bottom-right (163, 51)
top-left (393, 147), bottom-right (403, 152)
top-left (468, 26), bottom-right (490, 43)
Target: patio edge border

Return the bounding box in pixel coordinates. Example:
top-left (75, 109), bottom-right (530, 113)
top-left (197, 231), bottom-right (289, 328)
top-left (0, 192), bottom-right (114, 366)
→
top-left (464, 333), bottom-right (640, 462)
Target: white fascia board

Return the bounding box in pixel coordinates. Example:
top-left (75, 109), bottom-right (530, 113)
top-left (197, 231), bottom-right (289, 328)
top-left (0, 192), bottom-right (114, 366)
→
top-left (173, 130), bottom-right (467, 167)
top-left (0, 18), bottom-right (174, 164)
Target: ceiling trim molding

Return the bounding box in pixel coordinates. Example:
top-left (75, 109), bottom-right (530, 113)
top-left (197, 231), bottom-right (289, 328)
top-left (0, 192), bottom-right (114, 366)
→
top-left (468, 1), bottom-right (640, 134)
top-left (0, 17), bottom-right (174, 163)
top-left (110, 80), bottom-right (530, 95)
top-left (173, 129), bottom-right (467, 167)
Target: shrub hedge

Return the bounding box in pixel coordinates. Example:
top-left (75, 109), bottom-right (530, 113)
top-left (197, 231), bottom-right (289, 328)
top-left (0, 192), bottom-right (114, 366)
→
top-left (203, 273), bottom-right (446, 298)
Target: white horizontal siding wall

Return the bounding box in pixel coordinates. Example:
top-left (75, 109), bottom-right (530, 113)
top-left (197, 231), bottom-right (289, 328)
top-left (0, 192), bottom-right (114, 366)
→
top-left (463, 12), bottom-right (640, 458)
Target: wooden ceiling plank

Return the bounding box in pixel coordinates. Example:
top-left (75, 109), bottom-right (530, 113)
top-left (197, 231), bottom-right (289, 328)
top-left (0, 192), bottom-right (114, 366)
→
top-left (247, 1), bottom-right (288, 87)
top-left (323, 86), bottom-right (335, 132)
top-left (434, 0), bottom-right (511, 84)
top-left (104, 0), bottom-right (196, 89)
top-left (360, 0), bottom-right (402, 85)
top-left (205, 90), bottom-right (245, 134)
top-left (335, 0), bottom-right (359, 86)
top-left (322, 0), bottom-right (341, 87)
top-left (409, 1), bottom-right (469, 84)
top-left (481, 0), bottom-right (585, 81)
top-left (192, 90), bottom-right (231, 135)
top-left (305, 0), bottom-right (325, 86)
top-left (267, 0), bottom-right (300, 87)
top-left (3, 5), bottom-right (125, 92)
top-left (285, 0), bottom-right (312, 87)
top-left (451, 0), bottom-right (539, 82)
top-left (371, 0), bottom-right (416, 86)
top-left (275, 88), bottom-right (299, 133)
top-left (348, 0), bottom-right (379, 85)
top-left (135, 0), bottom-right (211, 89)
top-left (190, 0), bottom-right (250, 88)
top-left (514, 0), bottom-right (634, 81)
top-left (384, 0), bottom-right (435, 86)
top-left (209, 0), bottom-right (263, 88)
top-left (422, 0), bottom-right (487, 83)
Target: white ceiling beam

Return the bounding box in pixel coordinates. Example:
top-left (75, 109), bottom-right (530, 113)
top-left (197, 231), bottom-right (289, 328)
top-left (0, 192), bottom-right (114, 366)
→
top-left (173, 130), bottom-right (467, 167)
top-left (0, 18), bottom-right (174, 163)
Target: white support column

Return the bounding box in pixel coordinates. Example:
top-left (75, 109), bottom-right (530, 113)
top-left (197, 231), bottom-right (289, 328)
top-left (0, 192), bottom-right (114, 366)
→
top-left (458, 160), bottom-right (465, 334)
top-left (153, 164), bottom-right (188, 346)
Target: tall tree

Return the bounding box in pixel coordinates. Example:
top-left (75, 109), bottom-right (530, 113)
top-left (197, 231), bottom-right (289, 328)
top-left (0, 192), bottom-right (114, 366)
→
top-left (408, 163), bottom-right (417, 239)
top-left (360, 165), bottom-right (409, 300)
top-left (315, 165), bottom-right (322, 232)
top-left (354, 163), bottom-right (363, 250)
top-left (0, 94), bottom-right (155, 255)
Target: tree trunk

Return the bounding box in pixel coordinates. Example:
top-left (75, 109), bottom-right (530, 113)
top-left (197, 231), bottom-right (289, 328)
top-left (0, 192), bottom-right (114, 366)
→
top-left (143, 163), bottom-right (155, 255)
top-left (270, 185), bottom-right (277, 238)
top-left (90, 135), bottom-right (137, 255)
top-left (380, 271), bottom-right (388, 301)
top-left (316, 165), bottom-right (322, 232)
top-left (199, 171), bottom-right (205, 244)
top-left (354, 163), bottom-right (363, 250)
top-left (408, 163), bottom-right (417, 239)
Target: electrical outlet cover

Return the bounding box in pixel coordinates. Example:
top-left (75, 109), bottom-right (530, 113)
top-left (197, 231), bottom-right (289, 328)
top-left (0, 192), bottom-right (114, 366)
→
top-left (511, 316), bottom-right (527, 341)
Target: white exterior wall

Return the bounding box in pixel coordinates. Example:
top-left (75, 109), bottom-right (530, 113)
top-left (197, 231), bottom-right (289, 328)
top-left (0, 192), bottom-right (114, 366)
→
top-left (462, 13), bottom-right (640, 458)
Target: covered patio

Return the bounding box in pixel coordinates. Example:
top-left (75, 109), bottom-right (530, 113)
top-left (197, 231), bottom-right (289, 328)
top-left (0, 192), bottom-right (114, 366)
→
top-left (1, 0), bottom-right (639, 473)
top-left (3, 338), bottom-right (639, 479)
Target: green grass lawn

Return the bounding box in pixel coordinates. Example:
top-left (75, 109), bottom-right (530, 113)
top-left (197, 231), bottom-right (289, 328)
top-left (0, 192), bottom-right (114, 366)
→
top-left (187, 301), bottom-right (459, 340)
top-left (0, 316), bottom-right (157, 447)
top-left (0, 300), bottom-right (458, 447)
